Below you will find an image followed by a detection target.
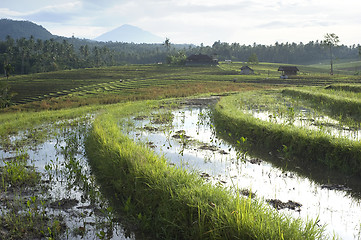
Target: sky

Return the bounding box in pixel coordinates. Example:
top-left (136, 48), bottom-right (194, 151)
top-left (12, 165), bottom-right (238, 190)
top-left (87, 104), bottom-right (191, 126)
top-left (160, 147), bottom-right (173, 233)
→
top-left (1, 0), bottom-right (360, 46)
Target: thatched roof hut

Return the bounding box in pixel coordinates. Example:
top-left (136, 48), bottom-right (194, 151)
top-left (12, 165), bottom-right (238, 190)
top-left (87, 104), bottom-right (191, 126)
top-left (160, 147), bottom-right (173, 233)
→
top-left (240, 66), bottom-right (254, 75)
top-left (185, 54), bottom-right (218, 65)
top-left (278, 66), bottom-right (299, 75)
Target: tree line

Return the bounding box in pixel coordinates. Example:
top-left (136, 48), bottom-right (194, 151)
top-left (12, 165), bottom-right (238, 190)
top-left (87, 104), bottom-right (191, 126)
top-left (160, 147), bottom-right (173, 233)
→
top-left (1, 35), bottom-right (360, 76)
top-left (201, 40), bottom-right (360, 64)
top-left (0, 36), bottom-right (117, 75)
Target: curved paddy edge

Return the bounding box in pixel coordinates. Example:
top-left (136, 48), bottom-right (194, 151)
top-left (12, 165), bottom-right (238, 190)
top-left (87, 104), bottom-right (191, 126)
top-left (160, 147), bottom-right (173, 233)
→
top-left (211, 94), bottom-right (361, 177)
top-left (85, 100), bottom-right (326, 239)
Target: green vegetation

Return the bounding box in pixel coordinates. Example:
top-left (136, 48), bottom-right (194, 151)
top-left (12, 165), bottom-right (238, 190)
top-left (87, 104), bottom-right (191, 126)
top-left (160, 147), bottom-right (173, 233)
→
top-left (282, 87), bottom-right (361, 121)
top-left (247, 53), bottom-right (259, 65)
top-left (0, 150), bottom-right (66, 239)
top-left (0, 35), bottom-right (115, 74)
top-left (2, 62), bottom-right (361, 110)
top-left (322, 33), bottom-right (340, 75)
top-left (0, 19), bottom-right (53, 41)
top-left (221, 61), bottom-right (361, 78)
top-left (85, 100), bottom-right (326, 239)
top-left (2, 64), bottom-right (273, 109)
top-left (0, 112), bottom-right (119, 239)
top-left (1, 31), bottom-right (360, 77)
top-left (1, 152), bottom-right (39, 190)
top-left (0, 104), bottom-right (102, 139)
top-left (3, 61), bottom-right (361, 239)
top-left (0, 81), bottom-right (12, 108)
top-left (212, 89), bottom-right (361, 176)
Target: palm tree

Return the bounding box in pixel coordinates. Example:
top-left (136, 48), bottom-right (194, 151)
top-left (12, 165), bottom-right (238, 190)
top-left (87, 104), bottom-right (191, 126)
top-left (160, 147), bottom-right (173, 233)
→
top-left (322, 33), bottom-right (340, 75)
top-left (164, 38), bottom-right (171, 52)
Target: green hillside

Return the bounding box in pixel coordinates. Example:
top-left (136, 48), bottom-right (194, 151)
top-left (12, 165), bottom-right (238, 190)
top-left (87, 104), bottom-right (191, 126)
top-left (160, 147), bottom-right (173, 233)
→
top-left (0, 19), bottom-right (54, 40)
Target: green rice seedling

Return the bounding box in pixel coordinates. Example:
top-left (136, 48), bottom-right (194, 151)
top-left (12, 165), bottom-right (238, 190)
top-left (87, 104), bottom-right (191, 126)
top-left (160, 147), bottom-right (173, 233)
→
top-left (1, 151), bottom-right (39, 190)
top-left (0, 104), bottom-right (103, 139)
top-left (0, 197), bottom-right (65, 239)
top-left (212, 92), bottom-right (361, 176)
top-left (0, 152), bottom-right (66, 239)
top-left (282, 87), bottom-right (361, 122)
top-left (85, 100), bottom-right (327, 239)
top-left (151, 110), bottom-right (174, 125)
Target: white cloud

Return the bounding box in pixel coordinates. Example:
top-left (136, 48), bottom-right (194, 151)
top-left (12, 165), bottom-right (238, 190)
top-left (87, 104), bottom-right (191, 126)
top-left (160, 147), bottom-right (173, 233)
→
top-left (1, 0), bottom-right (361, 45)
top-left (23, 2), bottom-right (83, 22)
top-left (0, 8), bottom-right (23, 18)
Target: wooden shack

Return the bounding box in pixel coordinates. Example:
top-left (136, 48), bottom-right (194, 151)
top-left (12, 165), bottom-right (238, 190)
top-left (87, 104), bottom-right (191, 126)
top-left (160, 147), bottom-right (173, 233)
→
top-left (278, 66), bottom-right (299, 76)
top-left (185, 54), bottom-right (218, 66)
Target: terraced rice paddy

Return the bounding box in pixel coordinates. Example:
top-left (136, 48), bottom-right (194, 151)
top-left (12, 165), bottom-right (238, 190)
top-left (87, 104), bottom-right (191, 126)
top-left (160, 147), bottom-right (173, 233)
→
top-left (122, 100), bottom-right (361, 239)
top-left (3, 63), bottom-right (361, 239)
top-left (8, 65), bottom-right (233, 105)
top-left (7, 63), bottom-right (361, 107)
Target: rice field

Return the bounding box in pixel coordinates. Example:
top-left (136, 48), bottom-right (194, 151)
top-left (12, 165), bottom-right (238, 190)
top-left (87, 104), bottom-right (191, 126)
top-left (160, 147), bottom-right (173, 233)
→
top-left (2, 62), bottom-right (361, 239)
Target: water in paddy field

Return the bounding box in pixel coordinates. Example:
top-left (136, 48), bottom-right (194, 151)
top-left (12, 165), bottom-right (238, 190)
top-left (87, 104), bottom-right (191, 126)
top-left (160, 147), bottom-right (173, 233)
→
top-left (0, 121), bottom-right (135, 240)
top-left (246, 107), bottom-right (361, 141)
top-left (124, 105), bottom-right (361, 240)
top-left (2, 105), bottom-right (361, 239)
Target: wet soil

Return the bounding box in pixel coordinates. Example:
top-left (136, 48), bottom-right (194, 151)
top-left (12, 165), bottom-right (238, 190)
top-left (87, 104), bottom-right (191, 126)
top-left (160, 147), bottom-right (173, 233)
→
top-left (266, 199), bottom-right (302, 212)
top-left (180, 96), bottom-right (220, 106)
top-left (142, 126), bottom-right (158, 132)
top-left (198, 144), bottom-right (219, 152)
top-left (321, 184), bottom-right (352, 191)
top-left (239, 189), bottom-right (257, 199)
top-left (172, 130), bottom-right (191, 139)
top-left (50, 198), bottom-right (79, 209)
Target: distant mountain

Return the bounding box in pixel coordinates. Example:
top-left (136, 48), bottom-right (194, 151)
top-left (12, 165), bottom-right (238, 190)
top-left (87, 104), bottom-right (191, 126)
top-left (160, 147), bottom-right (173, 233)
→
top-left (0, 19), bottom-right (54, 41)
top-left (94, 24), bottom-right (163, 43)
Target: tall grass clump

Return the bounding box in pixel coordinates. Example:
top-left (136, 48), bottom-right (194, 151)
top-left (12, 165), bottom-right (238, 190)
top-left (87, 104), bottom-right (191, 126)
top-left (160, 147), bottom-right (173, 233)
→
top-left (85, 100), bottom-right (326, 239)
top-left (212, 93), bottom-right (361, 176)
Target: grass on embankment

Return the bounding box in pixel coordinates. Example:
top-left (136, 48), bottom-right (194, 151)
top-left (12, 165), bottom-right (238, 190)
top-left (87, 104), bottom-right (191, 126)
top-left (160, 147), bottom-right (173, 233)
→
top-left (0, 104), bottom-right (103, 138)
top-left (212, 92), bottom-right (361, 177)
top-left (324, 83), bottom-right (361, 93)
top-left (282, 87), bottom-right (361, 122)
top-left (85, 100), bottom-right (325, 239)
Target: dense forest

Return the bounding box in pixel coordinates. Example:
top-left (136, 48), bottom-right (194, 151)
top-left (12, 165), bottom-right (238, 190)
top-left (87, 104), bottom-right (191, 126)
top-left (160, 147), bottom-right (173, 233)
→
top-left (1, 35), bottom-right (360, 76)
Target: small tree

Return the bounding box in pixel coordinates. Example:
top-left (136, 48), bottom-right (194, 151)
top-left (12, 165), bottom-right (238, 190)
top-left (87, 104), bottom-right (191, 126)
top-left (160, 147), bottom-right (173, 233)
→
top-left (166, 51), bottom-right (187, 65)
top-left (322, 33), bottom-right (340, 75)
top-left (4, 63), bottom-right (14, 79)
top-left (247, 53), bottom-right (259, 65)
top-left (0, 81), bottom-right (12, 108)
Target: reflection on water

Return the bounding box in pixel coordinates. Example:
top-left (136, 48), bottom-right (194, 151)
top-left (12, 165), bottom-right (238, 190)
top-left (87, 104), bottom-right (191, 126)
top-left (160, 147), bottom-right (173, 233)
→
top-left (2, 105), bottom-right (361, 239)
top-left (125, 106), bottom-right (361, 240)
top-left (0, 122), bottom-right (134, 240)
top-left (246, 108), bottom-right (361, 141)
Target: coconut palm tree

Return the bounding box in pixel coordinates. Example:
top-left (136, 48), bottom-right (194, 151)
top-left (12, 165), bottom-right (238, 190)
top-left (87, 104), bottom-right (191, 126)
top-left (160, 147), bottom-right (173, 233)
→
top-left (322, 33), bottom-right (340, 75)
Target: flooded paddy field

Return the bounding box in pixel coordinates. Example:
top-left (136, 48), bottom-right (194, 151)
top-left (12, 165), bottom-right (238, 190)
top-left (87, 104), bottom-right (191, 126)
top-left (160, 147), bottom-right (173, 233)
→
top-left (1, 96), bottom-right (361, 239)
top-left (124, 104), bottom-right (361, 240)
top-left (0, 118), bottom-right (135, 239)
top-left (245, 106), bottom-right (361, 141)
